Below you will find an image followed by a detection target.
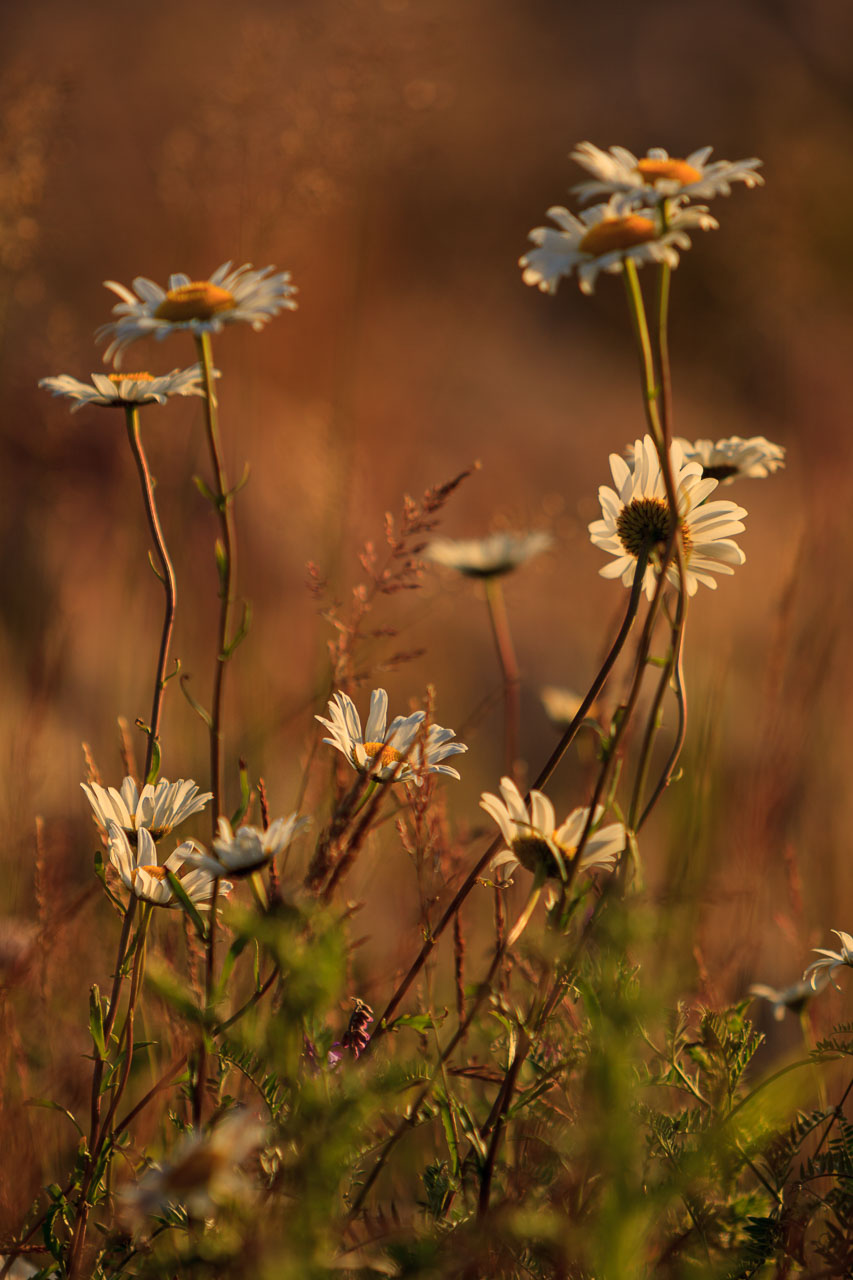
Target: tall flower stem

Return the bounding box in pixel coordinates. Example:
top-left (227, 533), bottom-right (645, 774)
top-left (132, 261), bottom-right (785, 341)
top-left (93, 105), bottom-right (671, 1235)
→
top-left (483, 577), bottom-right (521, 780)
top-left (124, 406), bottom-right (177, 780)
top-left (371, 552), bottom-right (648, 1045)
top-left (194, 331), bottom-right (237, 1124)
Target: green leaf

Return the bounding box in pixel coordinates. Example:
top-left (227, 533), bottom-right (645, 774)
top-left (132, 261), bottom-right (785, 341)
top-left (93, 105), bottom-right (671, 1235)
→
top-left (145, 737), bottom-right (161, 785)
top-left (147, 549), bottom-right (166, 584)
top-left (89, 984), bottom-right (106, 1058)
top-left (179, 674), bottom-right (213, 729)
top-left (222, 600), bottom-right (252, 658)
top-left (230, 758), bottom-right (251, 827)
top-left (215, 537), bottom-right (228, 588)
top-left (165, 871), bottom-right (208, 943)
top-left (28, 1097), bottom-right (85, 1140)
top-left (193, 474), bottom-right (217, 505)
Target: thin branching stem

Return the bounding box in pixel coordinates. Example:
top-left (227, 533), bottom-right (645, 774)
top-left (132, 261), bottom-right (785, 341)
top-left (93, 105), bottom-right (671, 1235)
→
top-left (483, 576), bottom-right (521, 780)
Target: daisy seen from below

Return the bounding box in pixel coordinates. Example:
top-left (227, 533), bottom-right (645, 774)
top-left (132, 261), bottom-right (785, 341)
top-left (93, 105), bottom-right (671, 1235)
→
top-left (38, 366), bottom-right (210, 412)
top-left (571, 143), bottom-right (763, 208)
top-left (120, 1108), bottom-right (266, 1227)
top-left (82, 776), bottom-right (213, 843)
top-left (520, 196), bottom-right (717, 296)
top-left (183, 813), bottom-right (310, 879)
top-left (97, 261), bottom-right (297, 366)
top-left (804, 930), bottom-right (853, 989)
top-left (316, 688), bottom-right (467, 783)
top-left (424, 530), bottom-right (553, 577)
top-left (674, 435), bottom-right (785, 484)
top-left (749, 975), bottom-right (828, 1021)
top-left (588, 435), bottom-right (747, 600)
top-left (480, 776), bottom-right (625, 881)
top-left (106, 823), bottom-right (229, 908)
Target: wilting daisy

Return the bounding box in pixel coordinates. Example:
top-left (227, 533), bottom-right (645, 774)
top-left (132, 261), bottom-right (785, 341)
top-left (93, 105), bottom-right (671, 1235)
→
top-left (749, 976), bottom-right (828, 1021)
top-left (183, 813), bottom-right (310, 878)
top-left (674, 435), bottom-right (785, 484)
top-left (38, 366), bottom-right (210, 412)
top-left (571, 143), bottom-right (763, 208)
top-left (588, 435), bottom-right (747, 599)
top-left (520, 196), bottom-right (717, 296)
top-left (97, 261), bottom-right (297, 366)
top-left (120, 1108), bottom-right (266, 1226)
top-left (316, 688), bottom-right (467, 783)
top-left (425, 530), bottom-right (553, 577)
top-left (804, 930), bottom-right (853, 989)
top-left (480, 776), bottom-right (624, 880)
top-left (107, 823), bottom-right (228, 908)
top-left (82, 776), bottom-right (213, 843)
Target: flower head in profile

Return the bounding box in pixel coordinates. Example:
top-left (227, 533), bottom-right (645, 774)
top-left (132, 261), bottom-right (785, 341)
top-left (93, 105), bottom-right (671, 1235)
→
top-left (106, 823), bottom-right (229, 908)
top-left (571, 143), bottom-right (763, 209)
top-left (425, 530), bottom-right (553, 578)
top-left (589, 435), bottom-right (747, 600)
top-left (182, 813), bottom-right (310, 879)
top-left (540, 686), bottom-right (585, 728)
top-left (480, 776), bottom-right (624, 881)
top-left (38, 366), bottom-right (211, 412)
top-left (520, 196), bottom-right (717, 296)
top-left (749, 976), bottom-right (828, 1021)
top-left (97, 261), bottom-right (297, 366)
top-left (316, 688), bottom-right (467, 783)
top-left (804, 930), bottom-right (853, 990)
top-left (82, 776), bottom-right (213, 843)
top-left (674, 435), bottom-right (785, 484)
top-left (120, 1108), bottom-right (266, 1227)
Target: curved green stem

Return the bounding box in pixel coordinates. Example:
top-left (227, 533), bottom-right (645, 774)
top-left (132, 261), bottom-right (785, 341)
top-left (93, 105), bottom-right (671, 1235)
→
top-left (124, 406), bottom-right (177, 781)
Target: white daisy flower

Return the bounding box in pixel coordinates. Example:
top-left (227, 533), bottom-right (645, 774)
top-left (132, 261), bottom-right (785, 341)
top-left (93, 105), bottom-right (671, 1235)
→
top-left (38, 365), bottom-right (210, 412)
top-left (749, 976), bottom-right (828, 1021)
top-left (480, 776), bottom-right (624, 881)
top-left (182, 813), bottom-right (310, 879)
top-left (424, 530), bottom-right (553, 577)
top-left (520, 197), bottom-right (717, 296)
top-left (571, 142), bottom-right (763, 208)
top-left (316, 688), bottom-right (467, 783)
top-left (804, 930), bottom-right (853, 990)
top-left (82, 776), bottom-right (213, 843)
top-left (97, 261), bottom-right (297, 366)
top-left (674, 436), bottom-right (786, 484)
top-left (588, 435), bottom-right (747, 600)
top-left (106, 823), bottom-right (229, 908)
top-left (120, 1108), bottom-right (266, 1226)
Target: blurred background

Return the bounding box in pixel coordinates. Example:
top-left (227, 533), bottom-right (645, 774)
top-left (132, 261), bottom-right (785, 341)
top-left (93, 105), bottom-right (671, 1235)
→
top-left (2, 0), bottom-right (853, 1224)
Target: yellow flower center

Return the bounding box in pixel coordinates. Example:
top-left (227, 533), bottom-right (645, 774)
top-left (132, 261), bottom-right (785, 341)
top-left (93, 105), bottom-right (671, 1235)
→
top-left (363, 742), bottom-right (403, 769)
top-left (512, 834), bottom-right (576, 880)
top-left (615, 497), bottom-right (692, 559)
top-left (636, 157), bottom-right (702, 186)
top-left (135, 864), bottom-right (169, 881)
top-left (107, 372), bottom-right (154, 382)
top-left (154, 282), bottom-right (236, 323)
top-left (578, 216), bottom-right (657, 258)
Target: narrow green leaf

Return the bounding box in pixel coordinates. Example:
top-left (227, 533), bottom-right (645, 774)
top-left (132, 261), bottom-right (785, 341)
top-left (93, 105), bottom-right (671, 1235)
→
top-left (230, 758), bottom-right (251, 827)
top-left (146, 738), bottom-right (161, 786)
top-left (215, 537), bottom-right (228, 588)
top-left (89, 984), bottom-right (106, 1058)
top-left (179, 674), bottom-right (213, 729)
top-left (193, 474), bottom-right (217, 504)
top-left (165, 871), bottom-right (208, 943)
top-left (28, 1097), bottom-right (85, 1140)
top-left (147, 549), bottom-right (166, 584)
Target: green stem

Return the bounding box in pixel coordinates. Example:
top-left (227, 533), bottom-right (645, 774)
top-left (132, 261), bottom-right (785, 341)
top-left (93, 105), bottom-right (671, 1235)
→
top-left (124, 406), bottom-right (178, 780)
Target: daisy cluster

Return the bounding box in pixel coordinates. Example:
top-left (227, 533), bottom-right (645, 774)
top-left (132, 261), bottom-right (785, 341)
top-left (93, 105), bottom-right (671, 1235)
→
top-left (520, 141), bottom-right (763, 295)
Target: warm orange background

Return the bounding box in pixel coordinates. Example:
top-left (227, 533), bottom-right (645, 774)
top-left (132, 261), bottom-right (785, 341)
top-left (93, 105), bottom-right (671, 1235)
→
top-left (2, 0), bottom-right (852, 1224)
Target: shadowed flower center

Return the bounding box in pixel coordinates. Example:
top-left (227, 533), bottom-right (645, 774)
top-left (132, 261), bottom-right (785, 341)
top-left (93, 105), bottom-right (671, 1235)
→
top-left (636, 158), bottom-right (702, 186)
top-left (154, 282), bottom-right (236, 323)
top-left (126, 824), bottom-right (171, 846)
top-left (615, 497), bottom-right (692, 559)
top-left (579, 216), bottom-right (657, 258)
top-left (512, 833), bottom-right (576, 879)
top-left (362, 742), bottom-right (403, 769)
top-left (702, 463), bottom-right (739, 482)
top-left (107, 372), bottom-right (154, 383)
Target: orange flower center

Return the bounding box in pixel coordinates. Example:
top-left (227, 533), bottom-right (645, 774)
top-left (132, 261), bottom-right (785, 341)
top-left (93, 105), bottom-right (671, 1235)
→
top-left (136, 864), bottom-right (169, 881)
top-left (363, 742), bottom-right (403, 769)
top-left (107, 372), bottom-right (154, 382)
top-left (636, 158), bottom-right (702, 186)
top-left (579, 216), bottom-right (657, 258)
top-left (154, 282), bottom-right (236, 323)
